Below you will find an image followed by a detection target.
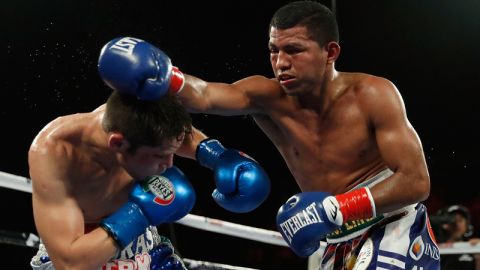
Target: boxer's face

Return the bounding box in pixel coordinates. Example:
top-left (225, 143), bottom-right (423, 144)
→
top-left (123, 133), bottom-right (185, 180)
top-left (269, 25), bottom-right (330, 96)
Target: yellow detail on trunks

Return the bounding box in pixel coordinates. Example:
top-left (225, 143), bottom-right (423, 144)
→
top-left (327, 215), bottom-right (384, 239)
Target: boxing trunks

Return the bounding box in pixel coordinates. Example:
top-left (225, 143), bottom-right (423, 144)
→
top-left (313, 169), bottom-right (441, 270)
top-left (30, 226), bottom-right (187, 270)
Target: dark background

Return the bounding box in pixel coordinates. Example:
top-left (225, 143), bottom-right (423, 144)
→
top-left (1, 0), bottom-right (480, 269)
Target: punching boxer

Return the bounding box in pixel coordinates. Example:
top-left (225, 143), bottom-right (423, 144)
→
top-left (29, 89), bottom-right (270, 269)
top-left (96, 2), bottom-right (439, 268)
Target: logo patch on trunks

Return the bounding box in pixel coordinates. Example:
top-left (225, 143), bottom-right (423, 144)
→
top-left (353, 238), bottom-right (373, 270)
top-left (144, 175), bottom-right (175, 205)
top-left (409, 236), bottom-right (425, 261)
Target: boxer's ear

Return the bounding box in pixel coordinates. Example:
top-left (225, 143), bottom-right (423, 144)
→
top-left (325, 41), bottom-right (340, 64)
top-left (108, 132), bottom-right (129, 151)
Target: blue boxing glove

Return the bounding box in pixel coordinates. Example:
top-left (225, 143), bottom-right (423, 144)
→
top-left (100, 166), bottom-right (195, 249)
top-left (149, 237), bottom-right (187, 270)
top-left (196, 138), bottom-right (270, 213)
top-left (276, 188), bottom-right (376, 257)
top-left (276, 192), bottom-right (339, 257)
top-left (97, 37), bottom-right (185, 100)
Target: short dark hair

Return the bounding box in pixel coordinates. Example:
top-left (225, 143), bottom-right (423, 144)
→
top-left (102, 91), bottom-right (192, 153)
top-left (269, 1), bottom-right (339, 46)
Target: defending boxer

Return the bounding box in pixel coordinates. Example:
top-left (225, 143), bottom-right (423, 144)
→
top-left (29, 90), bottom-right (270, 269)
top-left (96, 2), bottom-right (439, 268)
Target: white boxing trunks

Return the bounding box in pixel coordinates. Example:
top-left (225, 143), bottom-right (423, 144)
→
top-left (314, 168), bottom-right (441, 270)
top-left (30, 226), bottom-right (186, 270)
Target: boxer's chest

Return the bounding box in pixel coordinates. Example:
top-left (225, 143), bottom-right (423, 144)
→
top-left (75, 172), bottom-right (134, 224)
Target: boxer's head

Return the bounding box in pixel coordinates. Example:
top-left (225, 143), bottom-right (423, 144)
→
top-left (102, 91), bottom-right (192, 153)
top-left (269, 1), bottom-right (339, 47)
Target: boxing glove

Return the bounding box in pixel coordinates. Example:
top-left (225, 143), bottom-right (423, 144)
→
top-left (276, 187), bottom-right (375, 257)
top-left (196, 138), bottom-right (270, 213)
top-left (100, 166), bottom-right (195, 249)
top-left (149, 237), bottom-right (187, 270)
top-left (98, 36), bottom-right (185, 100)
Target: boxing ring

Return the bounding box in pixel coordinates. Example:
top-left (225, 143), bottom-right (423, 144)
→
top-left (1, 171), bottom-right (479, 269)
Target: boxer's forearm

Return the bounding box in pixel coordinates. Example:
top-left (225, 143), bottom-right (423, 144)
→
top-left (46, 228), bottom-right (117, 270)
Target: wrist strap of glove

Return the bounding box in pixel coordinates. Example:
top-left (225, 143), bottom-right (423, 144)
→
top-left (335, 187), bottom-right (375, 223)
top-left (169, 66), bottom-right (185, 94)
top-left (100, 201), bottom-right (149, 249)
top-left (323, 187), bottom-right (376, 226)
top-left (195, 138), bottom-right (226, 170)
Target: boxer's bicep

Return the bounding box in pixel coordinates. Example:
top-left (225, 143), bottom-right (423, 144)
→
top-left (371, 84), bottom-right (428, 183)
top-left (30, 149), bottom-right (85, 264)
top-left (360, 78), bottom-right (429, 212)
top-left (181, 75), bottom-right (272, 115)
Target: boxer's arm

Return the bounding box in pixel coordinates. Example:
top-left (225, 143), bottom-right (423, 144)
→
top-left (29, 145), bottom-right (117, 270)
top-left (97, 37), bottom-right (280, 115)
top-left (175, 126), bottom-right (208, 160)
top-left (180, 74), bottom-right (279, 115)
top-left (360, 77), bottom-right (430, 214)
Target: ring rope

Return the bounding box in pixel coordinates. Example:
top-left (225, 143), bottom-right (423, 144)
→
top-left (437, 242), bottom-right (480, 255)
top-left (1, 170), bottom-right (479, 254)
top-left (0, 171), bottom-right (32, 193)
top-left (176, 214), bottom-right (287, 247)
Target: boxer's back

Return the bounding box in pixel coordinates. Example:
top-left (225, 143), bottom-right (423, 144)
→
top-left (29, 110), bottom-right (133, 224)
